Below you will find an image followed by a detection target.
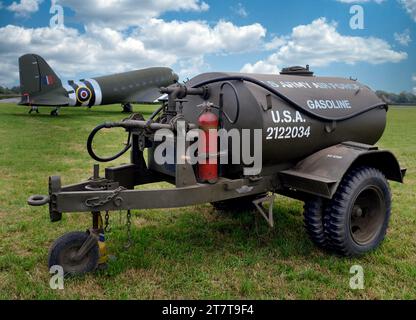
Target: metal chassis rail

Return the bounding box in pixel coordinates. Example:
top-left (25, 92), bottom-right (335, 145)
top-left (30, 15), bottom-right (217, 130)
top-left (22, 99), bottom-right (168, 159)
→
top-left (28, 126), bottom-right (278, 222)
top-left (50, 175), bottom-right (275, 214)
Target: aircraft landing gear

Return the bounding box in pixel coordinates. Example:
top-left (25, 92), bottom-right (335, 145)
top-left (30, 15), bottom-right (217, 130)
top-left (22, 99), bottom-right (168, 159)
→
top-left (122, 103), bottom-right (133, 113)
top-left (50, 107), bottom-right (60, 116)
top-left (28, 106), bottom-right (39, 114)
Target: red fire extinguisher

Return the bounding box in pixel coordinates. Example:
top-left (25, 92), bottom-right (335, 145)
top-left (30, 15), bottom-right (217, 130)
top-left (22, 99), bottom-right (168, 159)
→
top-left (198, 105), bottom-right (219, 184)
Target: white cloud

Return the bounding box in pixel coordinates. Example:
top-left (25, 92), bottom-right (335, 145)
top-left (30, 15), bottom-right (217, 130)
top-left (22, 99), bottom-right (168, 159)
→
top-left (0, 24), bottom-right (175, 86)
top-left (399, 0), bottom-right (416, 22)
top-left (264, 36), bottom-right (286, 50)
top-left (56, 0), bottom-right (209, 29)
top-left (177, 56), bottom-right (208, 80)
top-left (133, 18), bottom-right (266, 77)
top-left (240, 60), bottom-right (280, 74)
top-left (0, 1), bottom-right (266, 85)
top-left (232, 3), bottom-right (248, 18)
top-left (241, 18), bottom-right (407, 74)
top-left (394, 29), bottom-right (412, 46)
top-left (7, 0), bottom-right (42, 17)
top-left (412, 75), bottom-right (416, 82)
top-left (136, 19), bottom-right (266, 56)
top-left (0, 18), bottom-right (267, 86)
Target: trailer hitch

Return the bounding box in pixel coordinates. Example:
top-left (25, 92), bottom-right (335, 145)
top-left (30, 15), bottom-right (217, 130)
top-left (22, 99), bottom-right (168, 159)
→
top-left (27, 194), bottom-right (50, 206)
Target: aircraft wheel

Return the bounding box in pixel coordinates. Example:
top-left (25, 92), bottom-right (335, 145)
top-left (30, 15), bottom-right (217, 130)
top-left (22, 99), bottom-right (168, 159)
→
top-left (48, 231), bottom-right (99, 276)
top-left (50, 109), bottom-right (58, 116)
top-left (303, 198), bottom-right (330, 250)
top-left (122, 103), bottom-right (133, 113)
top-left (324, 166), bottom-right (391, 256)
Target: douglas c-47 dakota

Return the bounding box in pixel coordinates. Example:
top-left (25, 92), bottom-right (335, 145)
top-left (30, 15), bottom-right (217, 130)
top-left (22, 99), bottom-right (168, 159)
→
top-left (18, 53), bottom-right (179, 115)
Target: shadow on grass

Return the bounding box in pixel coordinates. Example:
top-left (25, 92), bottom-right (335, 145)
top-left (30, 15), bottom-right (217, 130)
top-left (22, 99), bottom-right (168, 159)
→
top-left (97, 202), bottom-right (317, 277)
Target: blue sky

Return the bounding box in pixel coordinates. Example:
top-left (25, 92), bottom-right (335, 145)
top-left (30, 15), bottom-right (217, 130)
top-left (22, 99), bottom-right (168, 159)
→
top-left (0, 0), bottom-right (415, 93)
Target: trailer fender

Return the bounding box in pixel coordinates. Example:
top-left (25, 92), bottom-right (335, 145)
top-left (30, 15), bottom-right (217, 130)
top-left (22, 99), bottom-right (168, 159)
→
top-left (279, 141), bottom-right (406, 199)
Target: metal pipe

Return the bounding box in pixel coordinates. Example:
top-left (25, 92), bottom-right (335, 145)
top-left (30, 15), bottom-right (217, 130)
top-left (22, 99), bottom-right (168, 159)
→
top-left (104, 120), bottom-right (198, 131)
top-left (160, 85), bottom-right (210, 109)
top-left (114, 120), bottom-right (173, 130)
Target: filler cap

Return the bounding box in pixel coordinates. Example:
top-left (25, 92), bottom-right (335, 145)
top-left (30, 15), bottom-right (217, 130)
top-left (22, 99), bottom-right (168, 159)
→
top-left (280, 65), bottom-right (314, 77)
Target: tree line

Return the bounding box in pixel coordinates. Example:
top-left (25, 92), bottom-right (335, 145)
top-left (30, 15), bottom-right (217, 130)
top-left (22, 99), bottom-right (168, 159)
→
top-left (375, 90), bottom-right (416, 105)
top-left (0, 85), bottom-right (20, 95)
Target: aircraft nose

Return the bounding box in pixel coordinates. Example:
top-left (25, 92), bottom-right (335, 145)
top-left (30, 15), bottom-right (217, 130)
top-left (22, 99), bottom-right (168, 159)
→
top-left (172, 72), bottom-right (179, 83)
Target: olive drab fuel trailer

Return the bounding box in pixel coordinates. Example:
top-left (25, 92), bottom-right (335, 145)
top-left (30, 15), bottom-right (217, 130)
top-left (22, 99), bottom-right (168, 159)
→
top-left (28, 66), bottom-right (406, 275)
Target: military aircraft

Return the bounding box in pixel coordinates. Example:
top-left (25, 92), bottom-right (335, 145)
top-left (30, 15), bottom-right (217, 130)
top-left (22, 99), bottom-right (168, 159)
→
top-left (18, 54), bottom-right (179, 115)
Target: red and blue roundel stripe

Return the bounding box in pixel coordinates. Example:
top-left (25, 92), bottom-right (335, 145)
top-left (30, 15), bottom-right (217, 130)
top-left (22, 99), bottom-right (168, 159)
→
top-left (42, 75), bottom-right (55, 86)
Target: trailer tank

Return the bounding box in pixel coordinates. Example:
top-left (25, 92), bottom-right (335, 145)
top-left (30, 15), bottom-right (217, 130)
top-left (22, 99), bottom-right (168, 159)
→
top-left (171, 71), bottom-right (387, 175)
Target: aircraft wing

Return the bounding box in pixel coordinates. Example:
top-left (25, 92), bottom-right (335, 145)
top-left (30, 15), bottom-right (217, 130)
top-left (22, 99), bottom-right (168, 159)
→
top-left (124, 87), bottom-right (162, 104)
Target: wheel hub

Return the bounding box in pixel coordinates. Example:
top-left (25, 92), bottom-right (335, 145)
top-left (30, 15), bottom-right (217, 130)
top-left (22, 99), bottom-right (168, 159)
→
top-left (350, 186), bottom-right (386, 246)
top-left (59, 244), bottom-right (92, 273)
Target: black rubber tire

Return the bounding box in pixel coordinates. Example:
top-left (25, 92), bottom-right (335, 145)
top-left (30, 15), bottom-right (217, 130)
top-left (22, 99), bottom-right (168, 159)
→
top-left (211, 193), bottom-right (267, 213)
top-left (303, 198), bottom-right (329, 249)
top-left (122, 103), bottom-right (133, 113)
top-left (324, 166), bottom-right (391, 256)
top-left (48, 231), bottom-right (99, 276)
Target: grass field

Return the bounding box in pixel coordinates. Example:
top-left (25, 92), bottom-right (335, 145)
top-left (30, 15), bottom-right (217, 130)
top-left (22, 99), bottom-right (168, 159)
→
top-left (0, 104), bottom-right (414, 300)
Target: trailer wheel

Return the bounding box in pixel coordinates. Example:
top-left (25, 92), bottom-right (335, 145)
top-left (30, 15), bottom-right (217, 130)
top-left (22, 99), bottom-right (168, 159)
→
top-left (211, 193), bottom-right (267, 213)
top-left (48, 231), bottom-right (99, 276)
top-left (303, 198), bottom-right (329, 249)
top-left (324, 166), bottom-right (391, 256)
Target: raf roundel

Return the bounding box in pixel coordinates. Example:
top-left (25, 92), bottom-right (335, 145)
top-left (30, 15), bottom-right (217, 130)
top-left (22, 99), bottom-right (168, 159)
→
top-left (76, 86), bottom-right (92, 103)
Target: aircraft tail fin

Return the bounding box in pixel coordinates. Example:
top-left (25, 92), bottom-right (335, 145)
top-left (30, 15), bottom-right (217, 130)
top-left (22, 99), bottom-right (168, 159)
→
top-left (18, 54), bottom-right (68, 105)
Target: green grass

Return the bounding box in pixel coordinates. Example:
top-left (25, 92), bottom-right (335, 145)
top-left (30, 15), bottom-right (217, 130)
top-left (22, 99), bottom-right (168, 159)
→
top-left (0, 104), bottom-right (415, 299)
